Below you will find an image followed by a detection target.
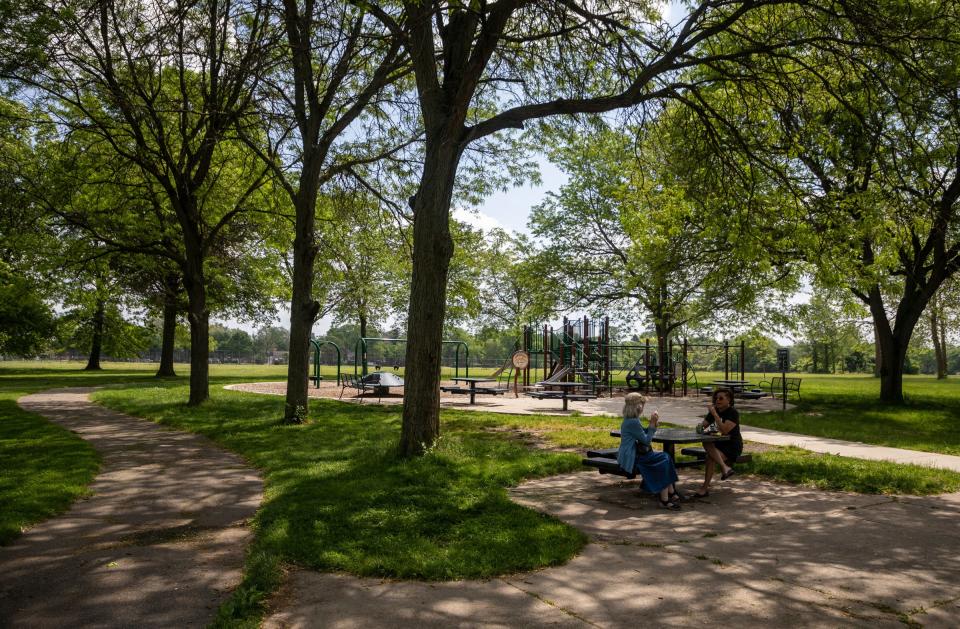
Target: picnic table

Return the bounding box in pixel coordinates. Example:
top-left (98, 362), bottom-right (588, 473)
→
top-left (710, 380), bottom-right (768, 399)
top-left (441, 377), bottom-right (506, 405)
top-left (711, 379), bottom-right (753, 391)
top-left (609, 428), bottom-right (729, 466)
top-left (526, 380), bottom-right (597, 411)
top-left (362, 371), bottom-right (405, 396)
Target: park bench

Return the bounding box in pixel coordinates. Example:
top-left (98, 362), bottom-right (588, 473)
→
top-left (757, 376), bottom-right (802, 401)
top-left (679, 447), bottom-right (753, 465)
top-left (339, 374), bottom-right (378, 402)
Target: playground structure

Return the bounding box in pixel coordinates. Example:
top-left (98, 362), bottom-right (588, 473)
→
top-left (310, 336), bottom-right (471, 387)
top-left (311, 322), bottom-right (747, 397)
top-left (518, 317), bottom-right (747, 397)
top-left (310, 339), bottom-right (341, 387)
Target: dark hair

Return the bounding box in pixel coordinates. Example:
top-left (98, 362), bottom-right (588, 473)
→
top-left (712, 388), bottom-right (735, 406)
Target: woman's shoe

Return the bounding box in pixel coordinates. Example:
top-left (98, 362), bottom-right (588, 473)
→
top-left (658, 497), bottom-right (681, 510)
top-left (687, 490), bottom-right (709, 499)
top-left (721, 468), bottom-right (736, 480)
top-left (669, 492), bottom-right (682, 503)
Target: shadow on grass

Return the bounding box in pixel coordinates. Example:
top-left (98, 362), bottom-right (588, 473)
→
top-left (91, 384), bottom-right (588, 624)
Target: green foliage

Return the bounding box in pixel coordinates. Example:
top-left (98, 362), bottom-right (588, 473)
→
top-left (316, 187), bottom-right (410, 334)
top-left (476, 229), bottom-right (557, 334)
top-left (0, 266), bottom-right (56, 357)
top-left (57, 301), bottom-right (152, 359)
top-left (530, 119), bottom-right (797, 343)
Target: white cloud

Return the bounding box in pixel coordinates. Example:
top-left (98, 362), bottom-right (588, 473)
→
top-left (452, 207), bottom-right (508, 233)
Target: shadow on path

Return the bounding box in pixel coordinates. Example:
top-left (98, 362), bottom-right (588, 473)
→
top-left (266, 471), bottom-right (960, 628)
top-left (0, 388), bottom-right (263, 628)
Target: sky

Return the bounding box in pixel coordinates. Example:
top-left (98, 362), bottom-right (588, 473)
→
top-left (452, 158), bottom-right (569, 235)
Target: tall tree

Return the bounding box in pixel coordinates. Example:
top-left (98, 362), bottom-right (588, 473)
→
top-left (241, 1), bottom-right (408, 421)
top-left (751, 5), bottom-right (960, 402)
top-left (477, 229), bottom-right (555, 335)
top-left (317, 185), bottom-right (409, 341)
top-left (530, 121), bottom-right (795, 371)
top-left (363, 0), bottom-right (848, 455)
top-left (9, 0), bottom-right (273, 404)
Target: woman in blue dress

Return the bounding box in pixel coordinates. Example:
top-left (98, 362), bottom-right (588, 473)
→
top-left (617, 392), bottom-right (681, 510)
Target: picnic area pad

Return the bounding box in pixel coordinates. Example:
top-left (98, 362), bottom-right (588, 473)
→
top-left (4, 386), bottom-right (960, 627)
top-left (266, 472), bottom-right (960, 627)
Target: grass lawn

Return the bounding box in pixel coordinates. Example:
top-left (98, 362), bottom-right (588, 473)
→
top-left (725, 372), bottom-right (960, 456)
top-left (92, 381), bottom-right (586, 627)
top-left (5, 363), bottom-right (960, 626)
top-left (0, 363), bottom-right (163, 545)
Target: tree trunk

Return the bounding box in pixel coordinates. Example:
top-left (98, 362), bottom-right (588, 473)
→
top-left (156, 289), bottom-right (178, 377)
top-left (84, 299), bottom-right (105, 371)
top-left (868, 287), bottom-right (926, 404)
top-left (938, 310), bottom-right (949, 379)
top-left (399, 142), bottom-right (458, 457)
top-left (183, 253), bottom-right (209, 405)
top-left (878, 335), bottom-right (907, 403)
top-left (930, 300), bottom-right (948, 379)
top-left (654, 319), bottom-right (670, 391)
top-left (283, 186), bottom-right (321, 423)
top-left (873, 322), bottom-right (882, 378)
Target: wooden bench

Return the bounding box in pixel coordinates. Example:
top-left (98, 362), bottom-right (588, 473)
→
top-left (679, 447), bottom-right (753, 465)
top-left (758, 376), bottom-right (802, 400)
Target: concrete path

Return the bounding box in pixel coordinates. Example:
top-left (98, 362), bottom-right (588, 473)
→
top-left (264, 471), bottom-right (960, 628)
top-left (0, 388), bottom-right (263, 628)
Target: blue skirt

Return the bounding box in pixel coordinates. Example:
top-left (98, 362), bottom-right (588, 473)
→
top-left (635, 450), bottom-right (678, 493)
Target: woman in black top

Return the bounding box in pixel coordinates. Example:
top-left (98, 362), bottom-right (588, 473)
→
top-left (690, 388), bottom-right (742, 498)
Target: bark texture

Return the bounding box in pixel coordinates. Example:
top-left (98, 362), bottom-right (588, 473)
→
top-left (284, 202), bottom-right (320, 422)
top-left (399, 141), bottom-right (458, 456)
top-left (156, 288), bottom-right (178, 378)
top-left (84, 299), bottom-right (105, 371)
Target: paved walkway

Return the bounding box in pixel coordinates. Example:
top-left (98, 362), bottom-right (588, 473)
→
top-left (265, 471), bottom-right (960, 628)
top-left (1, 389), bottom-right (263, 628)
